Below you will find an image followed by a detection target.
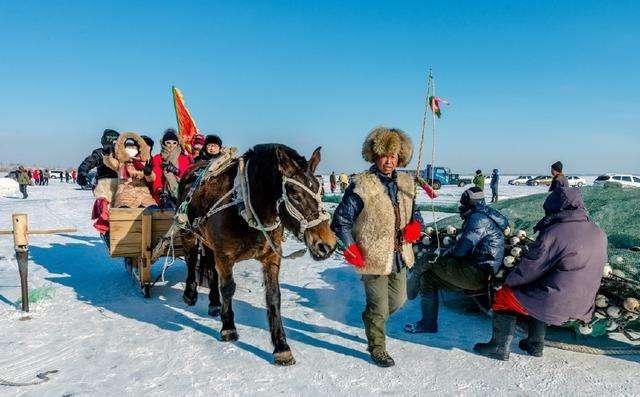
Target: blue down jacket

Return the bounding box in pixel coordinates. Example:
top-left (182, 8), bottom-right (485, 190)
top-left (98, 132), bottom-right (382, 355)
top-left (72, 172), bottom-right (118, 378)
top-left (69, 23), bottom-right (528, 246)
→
top-left (443, 203), bottom-right (509, 273)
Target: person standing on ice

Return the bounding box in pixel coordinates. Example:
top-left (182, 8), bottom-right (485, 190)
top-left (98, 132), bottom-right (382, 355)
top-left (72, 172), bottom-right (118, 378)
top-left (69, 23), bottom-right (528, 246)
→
top-left (405, 187), bottom-right (509, 334)
top-left (43, 169), bottom-right (50, 185)
top-left (77, 129), bottom-right (121, 234)
top-left (549, 160), bottom-right (568, 192)
top-left (473, 169), bottom-right (485, 191)
top-left (331, 126), bottom-right (423, 367)
top-left (474, 187), bottom-right (606, 361)
top-left (16, 166), bottom-right (31, 199)
top-left (151, 128), bottom-right (192, 208)
top-left (329, 171), bottom-right (337, 194)
top-left (490, 168), bottom-right (499, 203)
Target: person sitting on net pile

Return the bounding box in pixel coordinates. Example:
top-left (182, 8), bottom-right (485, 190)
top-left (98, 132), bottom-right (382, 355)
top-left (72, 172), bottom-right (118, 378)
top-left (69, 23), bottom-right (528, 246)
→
top-left (473, 186), bottom-right (607, 361)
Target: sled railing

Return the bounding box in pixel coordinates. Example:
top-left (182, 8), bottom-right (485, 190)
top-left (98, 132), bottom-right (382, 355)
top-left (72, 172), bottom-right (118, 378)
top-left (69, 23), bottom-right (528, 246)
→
top-left (109, 208), bottom-right (184, 258)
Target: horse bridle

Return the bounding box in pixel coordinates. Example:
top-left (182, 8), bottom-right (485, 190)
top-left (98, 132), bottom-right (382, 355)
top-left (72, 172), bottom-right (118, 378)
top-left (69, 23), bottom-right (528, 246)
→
top-left (277, 175), bottom-right (330, 241)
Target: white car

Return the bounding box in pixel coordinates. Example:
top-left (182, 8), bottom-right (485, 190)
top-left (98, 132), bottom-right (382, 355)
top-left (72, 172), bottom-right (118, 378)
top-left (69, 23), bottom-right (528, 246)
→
top-left (593, 174), bottom-right (640, 188)
top-left (567, 176), bottom-right (587, 187)
top-left (508, 175), bottom-right (534, 186)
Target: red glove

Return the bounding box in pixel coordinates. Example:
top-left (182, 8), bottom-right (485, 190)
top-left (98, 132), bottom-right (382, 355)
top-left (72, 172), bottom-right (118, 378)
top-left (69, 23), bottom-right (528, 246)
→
top-left (420, 182), bottom-right (438, 199)
top-left (403, 220), bottom-right (422, 243)
top-left (343, 243), bottom-right (365, 268)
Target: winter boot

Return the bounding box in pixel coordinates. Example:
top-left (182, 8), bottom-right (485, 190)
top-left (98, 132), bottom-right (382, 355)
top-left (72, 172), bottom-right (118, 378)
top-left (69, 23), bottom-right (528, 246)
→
top-left (369, 348), bottom-right (395, 367)
top-left (404, 291), bottom-right (439, 333)
top-left (473, 313), bottom-right (516, 361)
top-left (519, 317), bottom-right (546, 357)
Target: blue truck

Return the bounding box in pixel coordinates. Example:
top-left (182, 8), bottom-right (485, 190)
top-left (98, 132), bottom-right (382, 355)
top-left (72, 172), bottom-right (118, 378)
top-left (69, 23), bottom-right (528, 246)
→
top-left (420, 165), bottom-right (471, 190)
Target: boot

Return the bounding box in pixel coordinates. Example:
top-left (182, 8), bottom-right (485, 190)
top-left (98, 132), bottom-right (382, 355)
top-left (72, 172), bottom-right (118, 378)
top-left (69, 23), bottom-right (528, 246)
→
top-left (369, 348), bottom-right (395, 367)
top-left (473, 313), bottom-right (516, 361)
top-left (404, 291), bottom-right (438, 333)
top-left (519, 317), bottom-right (546, 357)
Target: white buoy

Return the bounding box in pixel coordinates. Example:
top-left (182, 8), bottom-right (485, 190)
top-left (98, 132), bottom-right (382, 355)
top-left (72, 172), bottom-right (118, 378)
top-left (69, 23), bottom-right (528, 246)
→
top-left (443, 236), bottom-right (453, 246)
top-left (578, 324), bottom-right (593, 335)
top-left (517, 230), bottom-right (527, 240)
top-left (602, 264), bottom-right (612, 278)
top-left (606, 320), bottom-right (619, 332)
top-left (503, 256), bottom-right (516, 268)
top-left (614, 256), bottom-right (624, 265)
top-left (413, 245), bottom-right (420, 254)
top-left (624, 313), bottom-right (639, 321)
top-left (421, 236), bottom-right (431, 246)
top-left (595, 295), bottom-right (609, 308)
top-left (606, 305), bottom-right (622, 319)
top-left (510, 237), bottom-right (520, 246)
top-left (611, 269), bottom-right (626, 278)
top-left (446, 225), bottom-right (457, 235)
top-left (504, 226), bottom-right (511, 237)
top-left (511, 247), bottom-right (522, 257)
top-left (594, 311), bottom-right (606, 319)
top-left (622, 297), bottom-right (640, 313)
top-left (425, 226), bottom-right (434, 236)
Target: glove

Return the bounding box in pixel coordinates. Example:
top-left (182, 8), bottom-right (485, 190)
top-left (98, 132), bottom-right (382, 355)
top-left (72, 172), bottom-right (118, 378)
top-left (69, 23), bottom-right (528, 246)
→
top-left (77, 174), bottom-right (87, 187)
top-left (158, 190), bottom-right (174, 209)
top-left (343, 243), bottom-right (365, 268)
top-left (403, 220), bottom-right (422, 243)
top-left (162, 161), bottom-right (179, 175)
top-left (143, 161), bottom-right (153, 176)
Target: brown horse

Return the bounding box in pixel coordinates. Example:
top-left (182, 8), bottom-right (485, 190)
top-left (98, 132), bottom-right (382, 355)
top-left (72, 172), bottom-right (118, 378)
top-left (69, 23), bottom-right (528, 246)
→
top-left (179, 144), bottom-right (337, 365)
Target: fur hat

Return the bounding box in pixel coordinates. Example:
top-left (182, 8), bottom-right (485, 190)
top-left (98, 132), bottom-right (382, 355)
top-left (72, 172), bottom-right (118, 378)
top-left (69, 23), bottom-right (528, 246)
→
top-left (205, 134), bottom-right (222, 147)
top-left (361, 126), bottom-right (412, 167)
top-left (162, 128), bottom-right (179, 144)
top-left (114, 132), bottom-right (151, 163)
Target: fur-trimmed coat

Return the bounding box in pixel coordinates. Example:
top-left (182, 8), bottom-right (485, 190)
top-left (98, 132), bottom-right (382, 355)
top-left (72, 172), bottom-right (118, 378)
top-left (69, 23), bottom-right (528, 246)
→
top-left (103, 133), bottom-right (157, 208)
top-left (331, 167), bottom-right (419, 275)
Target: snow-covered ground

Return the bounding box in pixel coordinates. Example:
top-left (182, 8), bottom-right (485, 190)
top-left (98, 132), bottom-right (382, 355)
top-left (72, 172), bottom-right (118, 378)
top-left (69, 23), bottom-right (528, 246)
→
top-left (1, 181), bottom-right (638, 396)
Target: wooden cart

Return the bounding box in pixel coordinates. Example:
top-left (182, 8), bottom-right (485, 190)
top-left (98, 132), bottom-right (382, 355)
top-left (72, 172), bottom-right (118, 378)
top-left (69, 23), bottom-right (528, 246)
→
top-left (109, 208), bottom-right (183, 297)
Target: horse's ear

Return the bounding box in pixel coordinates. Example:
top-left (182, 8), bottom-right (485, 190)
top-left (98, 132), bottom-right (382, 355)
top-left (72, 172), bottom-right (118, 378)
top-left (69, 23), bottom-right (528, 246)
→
top-left (275, 147), bottom-right (298, 177)
top-left (308, 146), bottom-right (321, 174)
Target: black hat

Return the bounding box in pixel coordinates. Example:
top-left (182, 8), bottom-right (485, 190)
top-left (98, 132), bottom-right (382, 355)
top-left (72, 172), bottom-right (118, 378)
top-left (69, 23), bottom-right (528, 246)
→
top-left (551, 161), bottom-right (563, 173)
top-left (101, 129), bottom-right (119, 145)
top-left (475, 169), bottom-right (482, 175)
top-left (162, 128), bottom-right (179, 144)
top-left (460, 187), bottom-right (485, 209)
top-left (141, 135), bottom-right (154, 150)
top-left (205, 134), bottom-right (222, 147)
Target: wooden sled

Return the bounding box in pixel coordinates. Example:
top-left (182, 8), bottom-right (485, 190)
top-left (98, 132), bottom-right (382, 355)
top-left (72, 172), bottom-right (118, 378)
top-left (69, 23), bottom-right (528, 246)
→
top-left (109, 207), bottom-right (183, 297)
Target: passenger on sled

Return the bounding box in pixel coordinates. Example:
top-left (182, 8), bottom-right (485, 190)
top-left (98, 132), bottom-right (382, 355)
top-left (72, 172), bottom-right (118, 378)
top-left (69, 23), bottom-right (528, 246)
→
top-left (193, 134), bottom-right (223, 163)
top-left (103, 132), bottom-right (157, 209)
top-left (151, 128), bottom-right (192, 209)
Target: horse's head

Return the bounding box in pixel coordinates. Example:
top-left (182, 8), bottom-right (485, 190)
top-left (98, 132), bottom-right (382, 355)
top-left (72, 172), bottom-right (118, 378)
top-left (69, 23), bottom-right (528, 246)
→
top-left (275, 146), bottom-right (337, 260)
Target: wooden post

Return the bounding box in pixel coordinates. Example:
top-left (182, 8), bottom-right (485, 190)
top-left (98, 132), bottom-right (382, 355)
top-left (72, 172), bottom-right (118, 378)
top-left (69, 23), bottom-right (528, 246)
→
top-left (140, 212), bottom-right (152, 297)
top-left (12, 214), bottom-right (29, 312)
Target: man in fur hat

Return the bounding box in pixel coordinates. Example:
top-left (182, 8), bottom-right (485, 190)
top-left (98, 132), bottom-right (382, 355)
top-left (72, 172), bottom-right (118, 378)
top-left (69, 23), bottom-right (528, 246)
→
top-left (331, 126), bottom-right (423, 367)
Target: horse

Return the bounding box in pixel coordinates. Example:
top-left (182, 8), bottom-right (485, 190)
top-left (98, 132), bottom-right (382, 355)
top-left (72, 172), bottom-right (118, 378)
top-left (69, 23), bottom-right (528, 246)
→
top-left (178, 144), bottom-right (337, 365)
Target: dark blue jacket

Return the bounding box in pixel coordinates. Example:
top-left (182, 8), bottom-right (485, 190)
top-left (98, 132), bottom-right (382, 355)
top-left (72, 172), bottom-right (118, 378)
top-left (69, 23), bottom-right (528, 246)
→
top-left (490, 172), bottom-right (499, 190)
top-left (443, 202), bottom-right (509, 273)
top-left (331, 166), bottom-right (423, 272)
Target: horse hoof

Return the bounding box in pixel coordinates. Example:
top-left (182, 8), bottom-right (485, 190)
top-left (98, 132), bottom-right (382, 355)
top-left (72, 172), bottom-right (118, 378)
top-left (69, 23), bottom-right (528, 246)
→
top-left (208, 305), bottom-right (221, 317)
top-left (273, 350), bottom-right (296, 366)
top-left (220, 329), bottom-right (239, 342)
top-left (182, 293), bottom-right (197, 306)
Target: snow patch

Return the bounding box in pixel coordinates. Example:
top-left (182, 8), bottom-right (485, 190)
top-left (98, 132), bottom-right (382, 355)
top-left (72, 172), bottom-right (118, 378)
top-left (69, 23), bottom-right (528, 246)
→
top-left (0, 177), bottom-right (19, 198)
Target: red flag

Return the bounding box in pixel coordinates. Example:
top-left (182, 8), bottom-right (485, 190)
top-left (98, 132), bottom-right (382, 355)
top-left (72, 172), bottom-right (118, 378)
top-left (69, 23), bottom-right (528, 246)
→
top-left (172, 86), bottom-right (199, 154)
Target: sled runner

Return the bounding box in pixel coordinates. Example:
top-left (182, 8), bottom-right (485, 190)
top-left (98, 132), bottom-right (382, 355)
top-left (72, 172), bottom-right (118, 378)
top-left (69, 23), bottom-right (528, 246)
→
top-left (109, 207), bottom-right (184, 297)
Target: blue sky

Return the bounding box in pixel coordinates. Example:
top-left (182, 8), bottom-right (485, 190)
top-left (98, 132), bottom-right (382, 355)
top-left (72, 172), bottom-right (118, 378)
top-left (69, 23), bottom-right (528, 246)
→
top-left (0, 1), bottom-right (638, 174)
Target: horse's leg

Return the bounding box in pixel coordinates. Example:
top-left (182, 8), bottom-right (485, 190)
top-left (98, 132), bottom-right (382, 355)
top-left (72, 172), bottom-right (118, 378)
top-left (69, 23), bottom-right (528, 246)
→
top-left (182, 235), bottom-right (199, 306)
top-left (217, 260), bottom-right (238, 341)
top-left (206, 247), bottom-right (221, 317)
top-left (263, 255), bottom-right (295, 366)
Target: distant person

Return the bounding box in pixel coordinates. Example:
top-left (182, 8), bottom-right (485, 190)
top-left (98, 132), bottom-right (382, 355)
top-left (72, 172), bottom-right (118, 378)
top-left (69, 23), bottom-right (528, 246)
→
top-left (474, 187), bottom-right (606, 361)
top-left (77, 129), bottom-right (121, 234)
top-left (33, 168), bottom-right (41, 185)
top-left (473, 169), bottom-right (485, 191)
top-left (43, 169), bottom-right (50, 185)
top-left (16, 166), bottom-right (31, 199)
top-left (194, 134), bottom-right (222, 163)
top-left (338, 172), bottom-right (349, 193)
top-left (151, 128), bottom-right (192, 208)
top-left (71, 169), bottom-right (77, 183)
top-left (65, 170), bottom-right (70, 183)
top-left (549, 161), bottom-right (568, 192)
top-left (329, 171), bottom-right (337, 194)
top-left (490, 169), bottom-right (499, 203)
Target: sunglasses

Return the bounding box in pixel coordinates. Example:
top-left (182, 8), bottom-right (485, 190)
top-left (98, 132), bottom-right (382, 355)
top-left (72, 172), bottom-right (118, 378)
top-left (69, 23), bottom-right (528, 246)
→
top-left (164, 140), bottom-right (179, 145)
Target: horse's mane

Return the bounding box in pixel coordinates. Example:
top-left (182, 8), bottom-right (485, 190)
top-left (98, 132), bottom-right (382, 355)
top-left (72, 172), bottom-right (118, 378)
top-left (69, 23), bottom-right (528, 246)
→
top-left (246, 144), bottom-right (308, 170)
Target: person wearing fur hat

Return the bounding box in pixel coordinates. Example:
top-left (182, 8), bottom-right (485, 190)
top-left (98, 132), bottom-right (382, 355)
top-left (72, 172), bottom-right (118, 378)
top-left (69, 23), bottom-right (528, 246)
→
top-left (103, 133), bottom-right (157, 209)
top-left (549, 160), bottom-right (568, 192)
top-left (151, 128), bottom-right (192, 208)
top-left (404, 186), bottom-right (508, 335)
top-left (331, 126), bottom-right (423, 367)
top-left (194, 134), bottom-right (223, 163)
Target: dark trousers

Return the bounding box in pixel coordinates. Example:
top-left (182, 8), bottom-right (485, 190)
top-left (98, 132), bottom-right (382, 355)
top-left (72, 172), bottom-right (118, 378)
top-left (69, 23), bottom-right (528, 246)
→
top-left (19, 184), bottom-right (28, 199)
top-left (491, 187), bottom-right (498, 203)
top-left (420, 256), bottom-right (487, 293)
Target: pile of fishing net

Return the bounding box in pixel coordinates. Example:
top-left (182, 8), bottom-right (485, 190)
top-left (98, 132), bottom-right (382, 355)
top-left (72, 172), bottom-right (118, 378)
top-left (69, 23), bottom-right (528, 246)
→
top-left (413, 186), bottom-right (640, 340)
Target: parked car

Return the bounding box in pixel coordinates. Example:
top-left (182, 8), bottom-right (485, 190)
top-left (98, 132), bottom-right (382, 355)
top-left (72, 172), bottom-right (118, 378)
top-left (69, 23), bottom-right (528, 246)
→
top-left (593, 174), bottom-right (640, 188)
top-left (566, 175), bottom-right (587, 187)
top-left (508, 175), bottom-right (534, 186)
top-left (526, 175), bottom-right (553, 186)
top-left (4, 171), bottom-right (18, 180)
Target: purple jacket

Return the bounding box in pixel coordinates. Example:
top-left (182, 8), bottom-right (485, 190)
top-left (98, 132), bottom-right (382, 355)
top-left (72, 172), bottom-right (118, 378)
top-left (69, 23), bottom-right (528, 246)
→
top-left (505, 188), bottom-right (607, 325)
